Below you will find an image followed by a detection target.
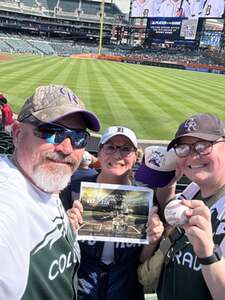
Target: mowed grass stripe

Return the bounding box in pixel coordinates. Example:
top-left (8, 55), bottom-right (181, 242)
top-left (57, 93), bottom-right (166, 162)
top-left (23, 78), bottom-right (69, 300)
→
top-left (126, 63), bottom-right (224, 105)
top-left (0, 55), bottom-right (44, 75)
top-left (49, 57), bottom-right (81, 88)
top-left (107, 62), bottom-right (199, 136)
top-left (88, 62), bottom-right (225, 139)
top-left (129, 64), bottom-right (225, 98)
top-left (0, 55), bottom-right (225, 140)
top-left (118, 63), bottom-right (225, 116)
top-left (81, 59), bottom-right (116, 125)
top-left (90, 60), bottom-right (145, 134)
top-left (112, 63), bottom-right (185, 139)
top-left (103, 62), bottom-right (178, 138)
top-left (98, 61), bottom-right (152, 134)
top-left (5, 56), bottom-right (67, 111)
top-left (0, 55), bottom-right (60, 87)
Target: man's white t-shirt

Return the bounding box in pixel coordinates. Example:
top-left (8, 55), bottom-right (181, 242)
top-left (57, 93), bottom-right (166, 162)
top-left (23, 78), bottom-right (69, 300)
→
top-left (0, 156), bottom-right (80, 300)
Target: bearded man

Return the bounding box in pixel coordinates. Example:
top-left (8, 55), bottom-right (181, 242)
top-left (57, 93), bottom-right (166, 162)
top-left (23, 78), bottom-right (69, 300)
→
top-left (0, 84), bottom-right (100, 299)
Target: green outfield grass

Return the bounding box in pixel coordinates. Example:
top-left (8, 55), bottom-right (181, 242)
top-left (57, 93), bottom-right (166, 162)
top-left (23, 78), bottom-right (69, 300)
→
top-left (0, 54), bottom-right (225, 140)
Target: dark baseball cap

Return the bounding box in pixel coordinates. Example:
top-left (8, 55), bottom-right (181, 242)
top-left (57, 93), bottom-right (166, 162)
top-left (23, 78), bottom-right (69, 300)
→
top-left (17, 85), bottom-right (100, 132)
top-left (167, 113), bottom-right (225, 150)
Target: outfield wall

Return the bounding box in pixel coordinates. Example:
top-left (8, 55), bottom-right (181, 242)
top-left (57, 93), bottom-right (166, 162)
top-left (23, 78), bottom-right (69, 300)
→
top-left (71, 53), bottom-right (225, 74)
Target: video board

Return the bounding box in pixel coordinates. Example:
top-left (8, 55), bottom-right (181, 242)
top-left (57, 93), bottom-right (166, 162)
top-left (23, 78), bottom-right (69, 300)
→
top-left (204, 18), bottom-right (224, 31)
top-left (145, 17), bottom-right (198, 42)
top-left (180, 18), bottom-right (199, 40)
top-left (146, 18), bottom-right (182, 41)
top-left (200, 31), bottom-right (222, 47)
top-left (131, 0), bottom-right (225, 19)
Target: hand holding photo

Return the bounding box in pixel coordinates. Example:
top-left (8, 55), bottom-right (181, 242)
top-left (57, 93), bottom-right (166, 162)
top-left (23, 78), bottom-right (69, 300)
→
top-left (78, 182), bottom-right (153, 244)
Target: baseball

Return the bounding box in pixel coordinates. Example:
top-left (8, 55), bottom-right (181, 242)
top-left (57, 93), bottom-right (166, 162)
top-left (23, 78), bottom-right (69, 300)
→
top-left (164, 200), bottom-right (189, 226)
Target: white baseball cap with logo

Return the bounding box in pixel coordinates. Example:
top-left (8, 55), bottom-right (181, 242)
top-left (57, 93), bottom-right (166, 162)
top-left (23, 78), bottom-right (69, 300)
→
top-left (81, 151), bottom-right (93, 165)
top-left (135, 145), bottom-right (177, 188)
top-left (99, 126), bottom-right (138, 148)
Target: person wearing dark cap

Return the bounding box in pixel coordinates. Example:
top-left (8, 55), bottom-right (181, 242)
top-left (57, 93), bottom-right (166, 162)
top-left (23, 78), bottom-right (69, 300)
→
top-left (151, 113), bottom-right (225, 300)
top-left (66, 126), bottom-right (146, 300)
top-left (0, 84), bottom-right (100, 299)
top-left (0, 94), bottom-right (14, 134)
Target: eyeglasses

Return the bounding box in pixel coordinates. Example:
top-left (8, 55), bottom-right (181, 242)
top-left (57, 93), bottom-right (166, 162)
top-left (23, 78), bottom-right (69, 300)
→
top-left (33, 123), bottom-right (90, 149)
top-left (174, 140), bottom-right (224, 158)
top-left (101, 144), bottom-right (136, 157)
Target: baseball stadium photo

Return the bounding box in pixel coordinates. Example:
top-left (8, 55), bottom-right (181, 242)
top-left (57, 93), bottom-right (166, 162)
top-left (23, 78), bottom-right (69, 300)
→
top-left (0, 0), bottom-right (225, 300)
top-left (78, 181), bottom-right (153, 243)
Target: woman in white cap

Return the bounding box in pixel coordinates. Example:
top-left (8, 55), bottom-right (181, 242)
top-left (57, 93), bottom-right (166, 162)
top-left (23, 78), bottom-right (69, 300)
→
top-left (67, 126), bottom-right (146, 300)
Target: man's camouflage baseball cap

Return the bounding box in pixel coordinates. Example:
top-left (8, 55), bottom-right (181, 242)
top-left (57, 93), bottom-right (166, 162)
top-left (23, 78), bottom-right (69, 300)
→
top-left (17, 84), bottom-right (100, 132)
top-left (167, 113), bottom-right (225, 150)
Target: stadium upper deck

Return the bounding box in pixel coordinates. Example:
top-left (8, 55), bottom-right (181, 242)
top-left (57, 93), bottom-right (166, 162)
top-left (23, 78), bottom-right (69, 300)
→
top-left (0, 0), bottom-right (126, 45)
top-left (0, 0), bottom-right (123, 22)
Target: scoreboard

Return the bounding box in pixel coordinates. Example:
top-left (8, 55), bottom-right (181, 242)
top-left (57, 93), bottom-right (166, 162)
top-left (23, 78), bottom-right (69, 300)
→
top-left (131, 0), bottom-right (225, 19)
top-left (146, 18), bottom-right (182, 40)
top-left (145, 17), bottom-right (199, 42)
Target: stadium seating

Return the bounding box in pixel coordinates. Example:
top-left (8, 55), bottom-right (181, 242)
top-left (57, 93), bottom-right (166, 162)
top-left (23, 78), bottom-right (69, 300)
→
top-left (21, 0), bottom-right (36, 7)
top-left (3, 37), bottom-right (39, 54)
top-left (0, 39), bottom-right (12, 52)
top-left (37, 0), bottom-right (58, 11)
top-left (28, 39), bottom-right (55, 55)
top-left (81, 0), bottom-right (100, 15)
top-left (104, 2), bottom-right (121, 17)
top-left (0, 131), bottom-right (14, 154)
top-left (58, 0), bottom-right (79, 13)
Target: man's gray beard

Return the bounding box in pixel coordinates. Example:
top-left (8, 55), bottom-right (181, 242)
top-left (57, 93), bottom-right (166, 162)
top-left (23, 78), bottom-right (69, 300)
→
top-left (32, 165), bottom-right (73, 193)
top-left (32, 152), bottom-right (78, 193)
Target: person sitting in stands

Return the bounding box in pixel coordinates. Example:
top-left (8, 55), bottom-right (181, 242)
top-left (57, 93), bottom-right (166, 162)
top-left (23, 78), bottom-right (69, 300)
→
top-left (0, 94), bottom-right (14, 135)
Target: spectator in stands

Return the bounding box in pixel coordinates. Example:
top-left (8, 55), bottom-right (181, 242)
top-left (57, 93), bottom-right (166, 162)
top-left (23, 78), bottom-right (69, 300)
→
top-left (72, 150), bottom-right (99, 181)
top-left (69, 151), bottom-right (99, 207)
top-left (141, 113), bottom-right (225, 300)
top-left (159, 0), bottom-right (191, 17)
top-left (0, 84), bottom-right (100, 300)
top-left (60, 150), bottom-right (100, 210)
top-left (66, 126), bottom-right (145, 300)
top-left (0, 94), bottom-right (14, 135)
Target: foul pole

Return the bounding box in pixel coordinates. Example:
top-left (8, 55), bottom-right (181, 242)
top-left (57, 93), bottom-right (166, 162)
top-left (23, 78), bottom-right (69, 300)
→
top-left (98, 0), bottom-right (105, 55)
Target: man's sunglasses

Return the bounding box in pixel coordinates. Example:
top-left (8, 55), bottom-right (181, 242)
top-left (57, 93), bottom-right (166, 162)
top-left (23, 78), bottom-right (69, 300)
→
top-left (33, 123), bottom-right (90, 149)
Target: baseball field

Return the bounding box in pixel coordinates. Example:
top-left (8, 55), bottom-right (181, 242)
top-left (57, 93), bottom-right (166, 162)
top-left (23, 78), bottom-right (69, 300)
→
top-left (0, 54), bottom-right (225, 141)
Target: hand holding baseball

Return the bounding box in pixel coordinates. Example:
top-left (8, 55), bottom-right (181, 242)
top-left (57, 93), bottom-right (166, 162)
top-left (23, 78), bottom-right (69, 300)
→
top-left (164, 199), bottom-right (189, 226)
top-left (181, 199), bottom-right (214, 258)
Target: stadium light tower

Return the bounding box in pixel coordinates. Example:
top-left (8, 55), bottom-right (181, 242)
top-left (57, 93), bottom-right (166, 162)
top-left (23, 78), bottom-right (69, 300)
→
top-left (98, 0), bottom-right (105, 55)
